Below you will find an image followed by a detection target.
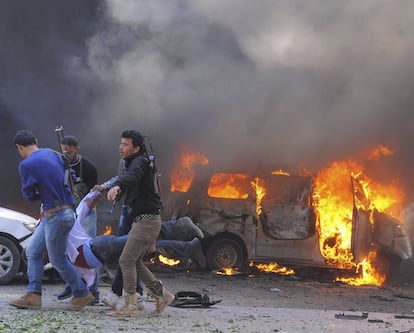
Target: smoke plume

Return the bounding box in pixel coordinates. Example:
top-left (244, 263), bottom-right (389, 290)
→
top-left (2, 1), bottom-right (414, 219)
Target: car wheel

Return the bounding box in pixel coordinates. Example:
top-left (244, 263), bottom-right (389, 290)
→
top-left (206, 238), bottom-right (245, 270)
top-left (0, 235), bottom-right (21, 285)
top-left (372, 251), bottom-right (402, 286)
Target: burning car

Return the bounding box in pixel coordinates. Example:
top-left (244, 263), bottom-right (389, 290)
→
top-left (163, 158), bottom-right (412, 285)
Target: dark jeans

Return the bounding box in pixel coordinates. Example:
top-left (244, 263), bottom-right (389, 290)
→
top-left (111, 207), bottom-right (143, 296)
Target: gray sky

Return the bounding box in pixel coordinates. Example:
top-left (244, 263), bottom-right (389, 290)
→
top-left (2, 0), bottom-right (414, 215)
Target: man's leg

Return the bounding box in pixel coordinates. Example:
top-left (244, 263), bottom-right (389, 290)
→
top-left (45, 209), bottom-right (92, 310)
top-left (156, 238), bottom-right (206, 269)
top-left (159, 217), bottom-right (204, 241)
top-left (111, 207), bottom-right (133, 296)
top-left (115, 216), bottom-right (174, 316)
top-left (90, 235), bottom-right (127, 265)
top-left (102, 208), bottom-right (143, 308)
top-left (81, 208), bottom-right (99, 303)
top-left (57, 207), bottom-right (99, 301)
top-left (9, 220), bottom-right (46, 309)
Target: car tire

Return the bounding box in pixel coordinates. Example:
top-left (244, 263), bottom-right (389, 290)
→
top-left (0, 235), bottom-right (21, 285)
top-left (373, 251), bottom-right (402, 286)
top-left (206, 238), bottom-right (245, 270)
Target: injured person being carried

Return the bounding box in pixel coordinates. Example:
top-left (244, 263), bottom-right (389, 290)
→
top-left (66, 191), bottom-right (206, 287)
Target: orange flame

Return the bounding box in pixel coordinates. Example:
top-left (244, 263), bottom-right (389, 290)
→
top-left (251, 177), bottom-right (266, 216)
top-left (170, 146), bottom-right (209, 192)
top-left (254, 262), bottom-right (295, 275)
top-left (314, 159), bottom-right (404, 285)
top-left (103, 225), bottom-right (112, 235)
top-left (158, 255), bottom-right (180, 266)
top-left (272, 169), bottom-right (290, 176)
top-left (368, 144), bottom-right (394, 160)
top-left (336, 252), bottom-right (386, 286)
top-left (208, 173), bottom-right (249, 199)
top-left (216, 267), bottom-right (240, 275)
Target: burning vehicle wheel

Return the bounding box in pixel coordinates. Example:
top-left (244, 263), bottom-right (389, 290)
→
top-left (0, 236), bottom-right (21, 285)
top-left (206, 238), bottom-right (245, 270)
top-left (373, 251), bottom-right (402, 286)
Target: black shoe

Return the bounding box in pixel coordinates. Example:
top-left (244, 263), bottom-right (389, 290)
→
top-left (91, 291), bottom-right (100, 305)
top-left (57, 285), bottom-right (72, 300)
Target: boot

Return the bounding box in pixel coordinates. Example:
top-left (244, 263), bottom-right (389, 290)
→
top-left (152, 286), bottom-right (175, 315)
top-left (161, 217), bottom-right (204, 241)
top-left (66, 292), bottom-right (94, 311)
top-left (108, 292), bottom-right (140, 316)
top-left (9, 292), bottom-right (41, 309)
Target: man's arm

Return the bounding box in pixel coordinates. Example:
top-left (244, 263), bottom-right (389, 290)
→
top-left (115, 156), bottom-right (148, 190)
top-left (19, 163), bottom-right (40, 202)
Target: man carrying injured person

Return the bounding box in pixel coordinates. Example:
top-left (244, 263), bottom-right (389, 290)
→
top-left (66, 190), bottom-right (206, 307)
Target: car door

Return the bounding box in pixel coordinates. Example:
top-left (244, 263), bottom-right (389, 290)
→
top-left (254, 175), bottom-right (325, 263)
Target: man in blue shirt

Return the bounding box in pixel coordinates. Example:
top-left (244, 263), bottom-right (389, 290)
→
top-left (9, 129), bottom-right (93, 311)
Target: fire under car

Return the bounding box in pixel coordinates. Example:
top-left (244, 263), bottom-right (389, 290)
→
top-left (163, 166), bottom-right (412, 284)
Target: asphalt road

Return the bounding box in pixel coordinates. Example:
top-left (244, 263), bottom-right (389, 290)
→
top-left (1, 269), bottom-right (414, 333)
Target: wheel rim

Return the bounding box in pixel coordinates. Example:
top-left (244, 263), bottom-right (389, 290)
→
top-left (0, 244), bottom-right (13, 277)
top-left (215, 244), bottom-right (238, 267)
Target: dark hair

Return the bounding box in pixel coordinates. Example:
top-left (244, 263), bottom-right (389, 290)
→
top-left (60, 135), bottom-right (79, 147)
top-left (121, 130), bottom-right (146, 151)
top-left (14, 130), bottom-right (37, 147)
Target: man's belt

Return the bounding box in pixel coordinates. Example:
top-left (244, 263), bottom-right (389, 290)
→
top-left (134, 214), bottom-right (160, 222)
top-left (44, 205), bottom-right (73, 218)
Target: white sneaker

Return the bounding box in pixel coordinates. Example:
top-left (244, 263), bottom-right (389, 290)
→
top-left (114, 293), bottom-right (145, 311)
top-left (102, 291), bottom-right (119, 309)
top-left (137, 294), bottom-right (145, 311)
top-left (143, 289), bottom-right (156, 302)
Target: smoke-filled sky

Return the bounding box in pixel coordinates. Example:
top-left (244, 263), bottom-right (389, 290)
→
top-left (2, 0), bottom-right (414, 216)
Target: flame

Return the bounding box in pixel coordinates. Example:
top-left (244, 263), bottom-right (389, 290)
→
top-left (337, 252), bottom-right (386, 286)
top-left (158, 255), bottom-right (180, 266)
top-left (314, 159), bottom-right (404, 285)
top-left (216, 267), bottom-right (240, 275)
top-left (103, 225), bottom-right (112, 235)
top-left (254, 262), bottom-right (295, 275)
top-left (251, 177), bottom-right (266, 216)
top-left (208, 173), bottom-right (249, 199)
top-left (272, 169), bottom-right (290, 176)
top-left (170, 146), bottom-right (208, 192)
top-left (368, 144), bottom-right (394, 160)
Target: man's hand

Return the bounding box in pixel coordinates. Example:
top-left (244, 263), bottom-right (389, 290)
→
top-left (107, 185), bottom-right (121, 201)
top-left (92, 184), bottom-right (106, 192)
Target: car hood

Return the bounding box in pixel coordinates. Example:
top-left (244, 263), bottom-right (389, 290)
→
top-left (0, 207), bottom-right (37, 224)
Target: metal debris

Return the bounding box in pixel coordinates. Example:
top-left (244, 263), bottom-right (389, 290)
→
top-left (335, 312), bottom-right (368, 320)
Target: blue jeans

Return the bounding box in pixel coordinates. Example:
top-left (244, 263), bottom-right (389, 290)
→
top-left (26, 208), bottom-right (89, 298)
top-left (80, 207), bottom-right (99, 295)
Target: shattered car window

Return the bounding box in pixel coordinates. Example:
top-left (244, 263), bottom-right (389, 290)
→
top-left (207, 173), bottom-right (250, 199)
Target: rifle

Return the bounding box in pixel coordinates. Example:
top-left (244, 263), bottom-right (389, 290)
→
top-left (55, 126), bottom-right (75, 195)
top-left (143, 135), bottom-right (162, 197)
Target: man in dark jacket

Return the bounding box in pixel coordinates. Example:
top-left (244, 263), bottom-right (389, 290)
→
top-left (98, 130), bottom-right (174, 316)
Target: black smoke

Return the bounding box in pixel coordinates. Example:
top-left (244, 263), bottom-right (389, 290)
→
top-left (2, 0), bottom-right (414, 221)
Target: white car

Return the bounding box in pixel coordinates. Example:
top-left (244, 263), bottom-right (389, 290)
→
top-left (0, 207), bottom-right (38, 284)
